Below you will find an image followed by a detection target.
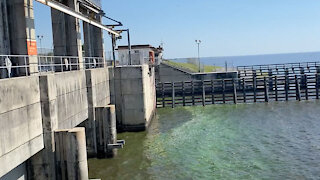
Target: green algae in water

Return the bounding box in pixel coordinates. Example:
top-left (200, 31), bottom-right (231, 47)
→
top-left (89, 101), bottom-right (320, 180)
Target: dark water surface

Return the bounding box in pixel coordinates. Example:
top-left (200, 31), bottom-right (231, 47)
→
top-left (89, 101), bottom-right (320, 180)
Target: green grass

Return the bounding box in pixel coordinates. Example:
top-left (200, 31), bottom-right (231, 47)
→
top-left (164, 60), bottom-right (221, 73)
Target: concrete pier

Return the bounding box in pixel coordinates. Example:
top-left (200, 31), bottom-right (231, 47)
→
top-left (95, 105), bottom-right (118, 158)
top-left (27, 71), bottom-right (89, 180)
top-left (83, 17), bottom-right (104, 59)
top-left (0, 76), bottom-right (44, 179)
top-left (110, 65), bottom-right (157, 131)
top-left (81, 68), bottom-right (111, 156)
top-left (51, 0), bottom-right (83, 70)
top-left (55, 128), bottom-right (89, 180)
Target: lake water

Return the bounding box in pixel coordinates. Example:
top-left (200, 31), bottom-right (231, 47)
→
top-left (173, 51), bottom-right (320, 68)
top-left (89, 101), bottom-right (320, 180)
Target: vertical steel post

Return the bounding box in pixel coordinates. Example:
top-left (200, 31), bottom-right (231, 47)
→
top-left (127, 29), bottom-right (132, 65)
top-left (112, 34), bottom-right (116, 68)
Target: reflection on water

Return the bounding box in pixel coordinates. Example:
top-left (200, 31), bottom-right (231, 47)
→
top-left (89, 101), bottom-right (320, 180)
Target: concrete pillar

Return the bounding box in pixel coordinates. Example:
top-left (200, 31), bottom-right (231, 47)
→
top-left (51, 0), bottom-right (83, 71)
top-left (5, 0), bottom-right (38, 76)
top-left (83, 15), bottom-right (104, 67)
top-left (111, 65), bottom-right (157, 132)
top-left (27, 75), bottom-right (58, 180)
top-left (55, 128), bottom-right (89, 180)
top-left (0, 0), bottom-right (10, 78)
top-left (95, 105), bottom-right (119, 158)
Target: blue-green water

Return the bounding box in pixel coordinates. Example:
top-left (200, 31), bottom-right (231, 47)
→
top-left (89, 101), bottom-right (320, 180)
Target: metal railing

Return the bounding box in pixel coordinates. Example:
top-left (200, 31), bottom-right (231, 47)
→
top-left (0, 55), bottom-right (112, 79)
top-left (237, 61), bottom-right (320, 78)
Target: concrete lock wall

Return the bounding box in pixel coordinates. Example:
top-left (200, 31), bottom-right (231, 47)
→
top-left (81, 68), bottom-right (111, 155)
top-left (53, 71), bottom-right (89, 129)
top-left (156, 63), bottom-right (193, 83)
top-left (0, 76), bottom-right (44, 179)
top-left (27, 70), bottom-right (89, 180)
top-left (156, 63), bottom-right (238, 83)
top-left (111, 65), bottom-right (156, 131)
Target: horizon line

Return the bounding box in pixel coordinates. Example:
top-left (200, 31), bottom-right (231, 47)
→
top-left (166, 50), bottom-right (320, 60)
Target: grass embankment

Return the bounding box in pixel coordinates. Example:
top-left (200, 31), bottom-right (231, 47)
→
top-left (164, 60), bottom-right (220, 73)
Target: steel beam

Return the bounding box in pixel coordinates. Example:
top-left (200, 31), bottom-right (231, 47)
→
top-left (35, 0), bottom-right (120, 37)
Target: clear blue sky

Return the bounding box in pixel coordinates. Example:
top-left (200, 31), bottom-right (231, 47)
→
top-left (34, 0), bottom-right (320, 58)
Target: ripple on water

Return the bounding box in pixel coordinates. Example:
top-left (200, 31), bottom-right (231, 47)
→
top-left (89, 101), bottom-right (320, 180)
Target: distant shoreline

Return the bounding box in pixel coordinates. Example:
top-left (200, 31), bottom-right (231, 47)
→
top-left (171, 51), bottom-right (320, 67)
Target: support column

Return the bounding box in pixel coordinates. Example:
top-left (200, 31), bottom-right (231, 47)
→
top-left (6, 0), bottom-right (38, 76)
top-left (51, 0), bottom-right (83, 71)
top-left (95, 105), bottom-right (122, 158)
top-left (55, 128), bottom-right (89, 180)
top-left (83, 14), bottom-right (104, 67)
top-left (27, 75), bottom-right (58, 180)
top-left (0, 0), bottom-right (10, 78)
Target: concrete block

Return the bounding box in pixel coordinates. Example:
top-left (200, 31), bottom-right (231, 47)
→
top-left (95, 105), bottom-right (118, 158)
top-left (122, 94), bottom-right (144, 110)
top-left (55, 128), bottom-right (88, 180)
top-left (120, 79), bottom-right (144, 95)
top-left (0, 76), bottom-right (43, 178)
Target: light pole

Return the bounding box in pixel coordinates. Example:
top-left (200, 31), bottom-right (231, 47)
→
top-left (195, 40), bottom-right (201, 73)
top-left (37, 35), bottom-right (44, 55)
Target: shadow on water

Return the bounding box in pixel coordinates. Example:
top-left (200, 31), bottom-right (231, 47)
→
top-left (88, 108), bottom-right (194, 180)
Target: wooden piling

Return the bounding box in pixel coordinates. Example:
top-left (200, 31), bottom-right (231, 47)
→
top-left (191, 81), bottom-right (195, 105)
top-left (172, 82), bottom-right (175, 108)
top-left (162, 83), bottom-right (165, 107)
top-left (182, 82), bottom-right (186, 106)
top-left (275, 76), bottom-right (278, 101)
top-left (295, 75), bottom-right (301, 101)
top-left (305, 74), bottom-right (309, 100)
top-left (264, 77), bottom-right (269, 102)
top-left (317, 66), bottom-right (320, 74)
top-left (268, 69), bottom-right (273, 90)
top-left (253, 76), bottom-right (257, 102)
top-left (202, 81), bottom-right (206, 106)
top-left (222, 80), bottom-right (226, 104)
top-left (285, 74), bottom-right (289, 101)
top-left (242, 78), bottom-right (246, 103)
top-left (316, 74), bottom-right (319, 99)
top-left (211, 80), bottom-right (215, 104)
top-left (233, 79), bottom-right (237, 104)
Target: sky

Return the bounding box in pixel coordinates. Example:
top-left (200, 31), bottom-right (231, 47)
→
top-left (34, 0), bottom-right (320, 59)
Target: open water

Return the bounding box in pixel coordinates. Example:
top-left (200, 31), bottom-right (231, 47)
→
top-left (89, 101), bottom-right (320, 180)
